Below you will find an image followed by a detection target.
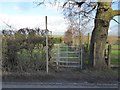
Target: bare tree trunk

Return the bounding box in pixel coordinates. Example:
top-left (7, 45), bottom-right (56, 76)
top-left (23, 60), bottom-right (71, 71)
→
top-left (89, 1), bottom-right (120, 69)
top-left (89, 19), bottom-right (110, 69)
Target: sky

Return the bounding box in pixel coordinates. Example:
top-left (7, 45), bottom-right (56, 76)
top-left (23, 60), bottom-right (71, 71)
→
top-left (0, 0), bottom-right (119, 35)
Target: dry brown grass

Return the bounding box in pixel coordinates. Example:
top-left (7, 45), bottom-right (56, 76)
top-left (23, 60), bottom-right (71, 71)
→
top-left (82, 36), bottom-right (119, 44)
top-left (2, 68), bottom-right (118, 84)
top-left (107, 36), bottom-right (119, 44)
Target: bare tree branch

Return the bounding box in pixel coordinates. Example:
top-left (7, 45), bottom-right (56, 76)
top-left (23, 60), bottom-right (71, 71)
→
top-left (33, 0), bottom-right (45, 7)
top-left (112, 18), bottom-right (120, 24)
top-left (63, 0), bottom-right (86, 8)
top-left (1, 19), bottom-right (12, 29)
top-left (0, 19), bottom-right (17, 30)
top-left (75, 0), bottom-right (86, 7)
top-left (63, 1), bottom-right (68, 8)
top-left (112, 10), bottom-right (120, 17)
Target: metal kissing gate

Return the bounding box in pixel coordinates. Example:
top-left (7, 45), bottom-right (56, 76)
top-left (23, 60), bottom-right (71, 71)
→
top-left (51, 44), bottom-right (83, 69)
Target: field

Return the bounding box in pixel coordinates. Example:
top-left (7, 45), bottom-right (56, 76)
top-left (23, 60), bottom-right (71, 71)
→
top-left (52, 35), bottom-right (119, 44)
top-left (110, 45), bottom-right (120, 65)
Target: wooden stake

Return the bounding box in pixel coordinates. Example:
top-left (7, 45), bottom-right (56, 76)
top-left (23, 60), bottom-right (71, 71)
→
top-left (93, 42), bottom-right (96, 67)
top-left (87, 33), bottom-right (90, 50)
top-left (108, 44), bottom-right (111, 68)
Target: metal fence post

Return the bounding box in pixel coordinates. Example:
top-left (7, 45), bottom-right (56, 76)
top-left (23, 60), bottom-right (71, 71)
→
top-left (57, 44), bottom-right (59, 69)
top-left (45, 16), bottom-right (48, 73)
top-left (78, 46), bottom-right (81, 68)
top-left (78, 46), bottom-right (80, 68)
top-left (80, 46), bottom-right (83, 69)
top-left (66, 45), bottom-right (68, 65)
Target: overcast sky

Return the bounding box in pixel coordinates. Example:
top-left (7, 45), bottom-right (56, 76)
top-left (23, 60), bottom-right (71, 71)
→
top-left (0, 0), bottom-right (119, 35)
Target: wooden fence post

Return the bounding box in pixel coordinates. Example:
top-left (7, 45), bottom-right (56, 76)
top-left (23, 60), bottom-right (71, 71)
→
top-left (87, 33), bottom-right (90, 50)
top-left (108, 44), bottom-right (111, 68)
top-left (0, 36), bottom-right (2, 72)
top-left (93, 42), bottom-right (96, 67)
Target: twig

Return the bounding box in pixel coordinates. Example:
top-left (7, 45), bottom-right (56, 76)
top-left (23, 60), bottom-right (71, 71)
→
top-left (112, 18), bottom-right (120, 24)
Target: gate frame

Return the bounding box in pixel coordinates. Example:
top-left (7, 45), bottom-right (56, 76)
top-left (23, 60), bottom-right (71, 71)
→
top-left (52, 44), bottom-right (83, 69)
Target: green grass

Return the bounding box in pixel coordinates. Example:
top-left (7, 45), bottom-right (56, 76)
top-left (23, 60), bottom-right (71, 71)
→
top-left (111, 50), bottom-right (119, 56)
top-left (110, 45), bottom-right (119, 65)
top-left (111, 45), bottom-right (119, 50)
top-left (111, 59), bottom-right (120, 65)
